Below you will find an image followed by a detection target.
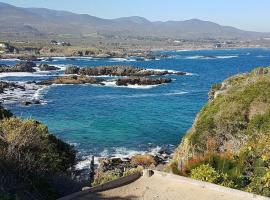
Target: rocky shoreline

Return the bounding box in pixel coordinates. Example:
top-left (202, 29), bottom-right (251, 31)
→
top-left (0, 62), bottom-right (187, 105)
top-left (75, 146), bottom-right (173, 183)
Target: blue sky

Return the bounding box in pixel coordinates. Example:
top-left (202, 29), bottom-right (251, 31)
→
top-left (1, 0), bottom-right (270, 32)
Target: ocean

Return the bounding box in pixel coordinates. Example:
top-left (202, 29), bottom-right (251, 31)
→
top-left (1, 48), bottom-right (270, 168)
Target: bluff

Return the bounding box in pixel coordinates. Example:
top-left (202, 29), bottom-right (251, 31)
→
top-left (171, 67), bottom-right (270, 196)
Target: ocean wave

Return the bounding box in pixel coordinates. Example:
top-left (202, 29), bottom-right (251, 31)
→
top-left (215, 55), bottom-right (239, 59)
top-left (101, 81), bottom-right (160, 89)
top-left (0, 82), bottom-right (49, 105)
top-left (0, 66), bottom-right (66, 78)
top-left (174, 55), bottom-right (239, 60)
top-left (256, 55), bottom-right (268, 58)
top-left (0, 72), bottom-right (47, 78)
top-left (0, 58), bottom-right (20, 61)
top-left (75, 146), bottom-right (171, 170)
top-left (92, 90), bottom-right (188, 99)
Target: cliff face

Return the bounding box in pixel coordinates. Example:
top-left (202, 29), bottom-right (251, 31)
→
top-left (172, 67), bottom-right (270, 166)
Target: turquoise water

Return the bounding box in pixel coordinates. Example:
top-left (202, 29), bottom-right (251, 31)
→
top-left (2, 48), bottom-right (270, 163)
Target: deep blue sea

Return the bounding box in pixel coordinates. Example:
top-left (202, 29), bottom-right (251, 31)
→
top-left (1, 48), bottom-right (270, 167)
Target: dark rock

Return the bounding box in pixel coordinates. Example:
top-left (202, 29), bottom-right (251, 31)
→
top-left (116, 77), bottom-right (172, 86)
top-left (38, 64), bottom-right (60, 71)
top-left (0, 81), bottom-right (25, 91)
top-left (18, 55), bottom-right (40, 61)
top-left (33, 100), bottom-right (41, 104)
top-left (21, 101), bottom-right (32, 106)
top-left (38, 75), bottom-right (104, 85)
top-left (14, 61), bottom-right (36, 72)
top-left (65, 65), bottom-right (80, 74)
top-left (68, 66), bottom-right (186, 77)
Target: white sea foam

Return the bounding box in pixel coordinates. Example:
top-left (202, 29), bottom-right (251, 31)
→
top-left (101, 81), bottom-right (160, 89)
top-left (0, 72), bottom-right (46, 78)
top-left (256, 55), bottom-right (268, 58)
top-left (75, 146), bottom-right (169, 170)
top-left (0, 82), bottom-right (49, 105)
top-left (215, 55), bottom-right (238, 59)
top-left (182, 55), bottom-right (238, 60)
top-left (0, 58), bottom-right (20, 61)
top-left (92, 91), bottom-right (188, 99)
top-left (108, 58), bottom-right (137, 62)
top-left (0, 65), bottom-right (66, 78)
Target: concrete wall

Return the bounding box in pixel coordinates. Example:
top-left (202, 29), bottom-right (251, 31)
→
top-left (152, 170), bottom-right (270, 200)
top-left (57, 172), bottom-right (142, 200)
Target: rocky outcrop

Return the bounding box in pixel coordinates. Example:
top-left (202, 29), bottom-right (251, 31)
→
top-left (0, 62), bottom-right (37, 73)
top-left (38, 75), bottom-right (104, 85)
top-left (65, 65), bottom-right (80, 74)
top-left (17, 55), bottom-right (41, 61)
top-left (65, 65), bottom-right (186, 76)
top-left (0, 81), bottom-right (25, 93)
top-left (38, 64), bottom-right (60, 71)
top-left (116, 77), bottom-right (171, 86)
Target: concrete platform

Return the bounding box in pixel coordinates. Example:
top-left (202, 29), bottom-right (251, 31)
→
top-left (59, 170), bottom-right (270, 200)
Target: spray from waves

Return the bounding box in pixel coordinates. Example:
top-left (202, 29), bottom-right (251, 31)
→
top-left (0, 82), bottom-right (50, 105)
top-left (75, 145), bottom-right (174, 170)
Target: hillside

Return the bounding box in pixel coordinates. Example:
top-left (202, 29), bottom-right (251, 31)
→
top-left (171, 67), bottom-right (270, 197)
top-left (0, 2), bottom-right (269, 42)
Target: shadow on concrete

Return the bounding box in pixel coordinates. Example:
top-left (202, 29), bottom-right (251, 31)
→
top-left (76, 193), bottom-right (138, 200)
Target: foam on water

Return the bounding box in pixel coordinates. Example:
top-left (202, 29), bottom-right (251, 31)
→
top-left (0, 82), bottom-right (49, 105)
top-left (75, 146), bottom-right (168, 170)
top-left (101, 80), bottom-right (160, 89)
top-left (175, 55), bottom-right (239, 60)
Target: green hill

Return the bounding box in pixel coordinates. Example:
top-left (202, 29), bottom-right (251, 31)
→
top-left (170, 67), bottom-right (270, 196)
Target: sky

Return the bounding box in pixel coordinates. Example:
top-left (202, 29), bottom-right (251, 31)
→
top-left (1, 0), bottom-right (270, 32)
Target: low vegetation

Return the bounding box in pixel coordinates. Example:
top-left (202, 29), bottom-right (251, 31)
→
top-left (0, 105), bottom-right (77, 199)
top-left (171, 67), bottom-right (270, 197)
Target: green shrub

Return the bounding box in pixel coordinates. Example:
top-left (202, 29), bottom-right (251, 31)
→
top-left (92, 171), bottom-right (120, 186)
top-left (211, 83), bottom-right (222, 91)
top-left (123, 166), bottom-right (144, 176)
top-left (0, 193), bottom-right (18, 200)
top-left (0, 106), bottom-right (12, 120)
top-left (0, 118), bottom-right (76, 173)
top-left (191, 164), bottom-right (220, 183)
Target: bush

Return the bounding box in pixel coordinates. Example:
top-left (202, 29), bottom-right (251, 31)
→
top-left (191, 164), bottom-right (220, 183)
top-left (211, 83), bottom-right (222, 91)
top-left (0, 193), bottom-right (18, 200)
top-left (92, 171), bottom-right (120, 186)
top-left (123, 166), bottom-right (144, 176)
top-left (0, 106), bottom-right (12, 120)
top-left (130, 154), bottom-right (157, 167)
top-left (0, 118), bottom-right (76, 173)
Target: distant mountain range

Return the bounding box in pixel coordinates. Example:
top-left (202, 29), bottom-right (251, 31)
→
top-left (0, 2), bottom-right (269, 41)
